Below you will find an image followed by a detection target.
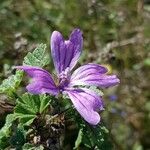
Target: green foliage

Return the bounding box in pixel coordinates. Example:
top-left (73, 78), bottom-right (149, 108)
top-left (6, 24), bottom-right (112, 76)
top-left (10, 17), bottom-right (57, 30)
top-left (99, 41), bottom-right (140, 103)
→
top-left (14, 93), bottom-right (51, 126)
top-left (0, 70), bottom-right (23, 96)
top-left (23, 43), bottom-right (50, 67)
top-left (23, 143), bottom-right (44, 150)
top-left (0, 114), bottom-right (17, 149)
top-left (9, 126), bottom-right (26, 149)
top-left (74, 128), bottom-right (83, 149)
top-left (74, 120), bottom-right (112, 150)
top-left (83, 124), bottom-right (112, 150)
top-left (0, 42), bottom-right (53, 148)
top-left (0, 43), bottom-right (50, 97)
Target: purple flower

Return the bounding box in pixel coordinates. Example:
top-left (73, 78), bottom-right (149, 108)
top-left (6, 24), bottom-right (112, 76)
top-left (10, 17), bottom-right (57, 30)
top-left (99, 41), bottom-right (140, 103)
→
top-left (15, 29), bottom-right (120, 125)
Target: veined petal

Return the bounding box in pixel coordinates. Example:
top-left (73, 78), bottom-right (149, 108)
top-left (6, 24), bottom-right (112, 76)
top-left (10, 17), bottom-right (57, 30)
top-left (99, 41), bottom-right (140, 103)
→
top-left (15, 66), bottom-right (58, 95)
top-left (51, 31), bottom-right (65, 74)
top-left (70, 63), bottom-right (120, 88)
top-left (65, 88), bottom-right (103, 125)
top-left (68, 28), bottom-right (83, 70)
top-left (51, 29), bottom-right (83, 75)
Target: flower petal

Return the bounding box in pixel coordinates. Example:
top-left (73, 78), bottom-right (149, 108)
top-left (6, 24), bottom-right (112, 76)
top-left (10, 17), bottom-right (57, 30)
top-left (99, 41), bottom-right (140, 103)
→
top-left (51, 31), bottom-right (65, 74)
top-left (15, 66), bottom-right (58, 95)
top-left (65, 88), bottom-right (103, 125)
top-left (70, 63), bottom-right (120, 88)
top-left (68, 28), bottom-right (83, 70)
top-left (51, 29), bottom-right (83, 74)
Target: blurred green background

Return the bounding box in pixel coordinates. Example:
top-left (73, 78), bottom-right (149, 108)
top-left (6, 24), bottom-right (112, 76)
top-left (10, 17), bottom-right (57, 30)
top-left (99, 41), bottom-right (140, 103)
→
top-left (0, 0), bottom-right (149, 149)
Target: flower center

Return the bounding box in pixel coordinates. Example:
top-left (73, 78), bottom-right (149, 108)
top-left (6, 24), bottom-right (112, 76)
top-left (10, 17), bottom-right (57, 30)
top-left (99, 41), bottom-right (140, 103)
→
top-left (58, 67), bottom-right (70, 89)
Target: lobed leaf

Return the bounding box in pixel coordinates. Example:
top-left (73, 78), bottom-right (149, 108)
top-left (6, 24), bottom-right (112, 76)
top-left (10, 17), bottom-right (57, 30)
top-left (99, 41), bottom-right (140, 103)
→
top-left (0, 114), bottom-right (17, 149)
top-left (23, 43), bottom-right (50, 67)
top-left (81, 123), bottom-right (112, 150)
top-left (14, 93), bottom-right (51, 126)
top-left (0, 70), bottom-right (23, 96)
top-left (73, 113), bottom-right (112, 150)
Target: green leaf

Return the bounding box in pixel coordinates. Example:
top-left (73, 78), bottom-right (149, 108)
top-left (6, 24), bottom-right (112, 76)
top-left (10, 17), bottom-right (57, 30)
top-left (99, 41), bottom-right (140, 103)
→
top-left (9, 126), bottom-right (26, 149)
top-left (23, 43), bottom-right (50, 67)
top-left (0, 114), bottom-right (17, 149)
top-left (72, 112), bottom-right (113, 150)
top-left (23, 143), bottom-right (44, 150)
top-left (74, 128), bottom-right (83, 149)
top-left (81, 123), bottom-right (112, 150)
top-left (0, 114), bottom-right (16, 139)
top-left (39, 94), bottom-right (51, 114)
top-left (14, 93), bottom-right (51, 126)
top-left (0, 70), bottom-right (23, 96)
